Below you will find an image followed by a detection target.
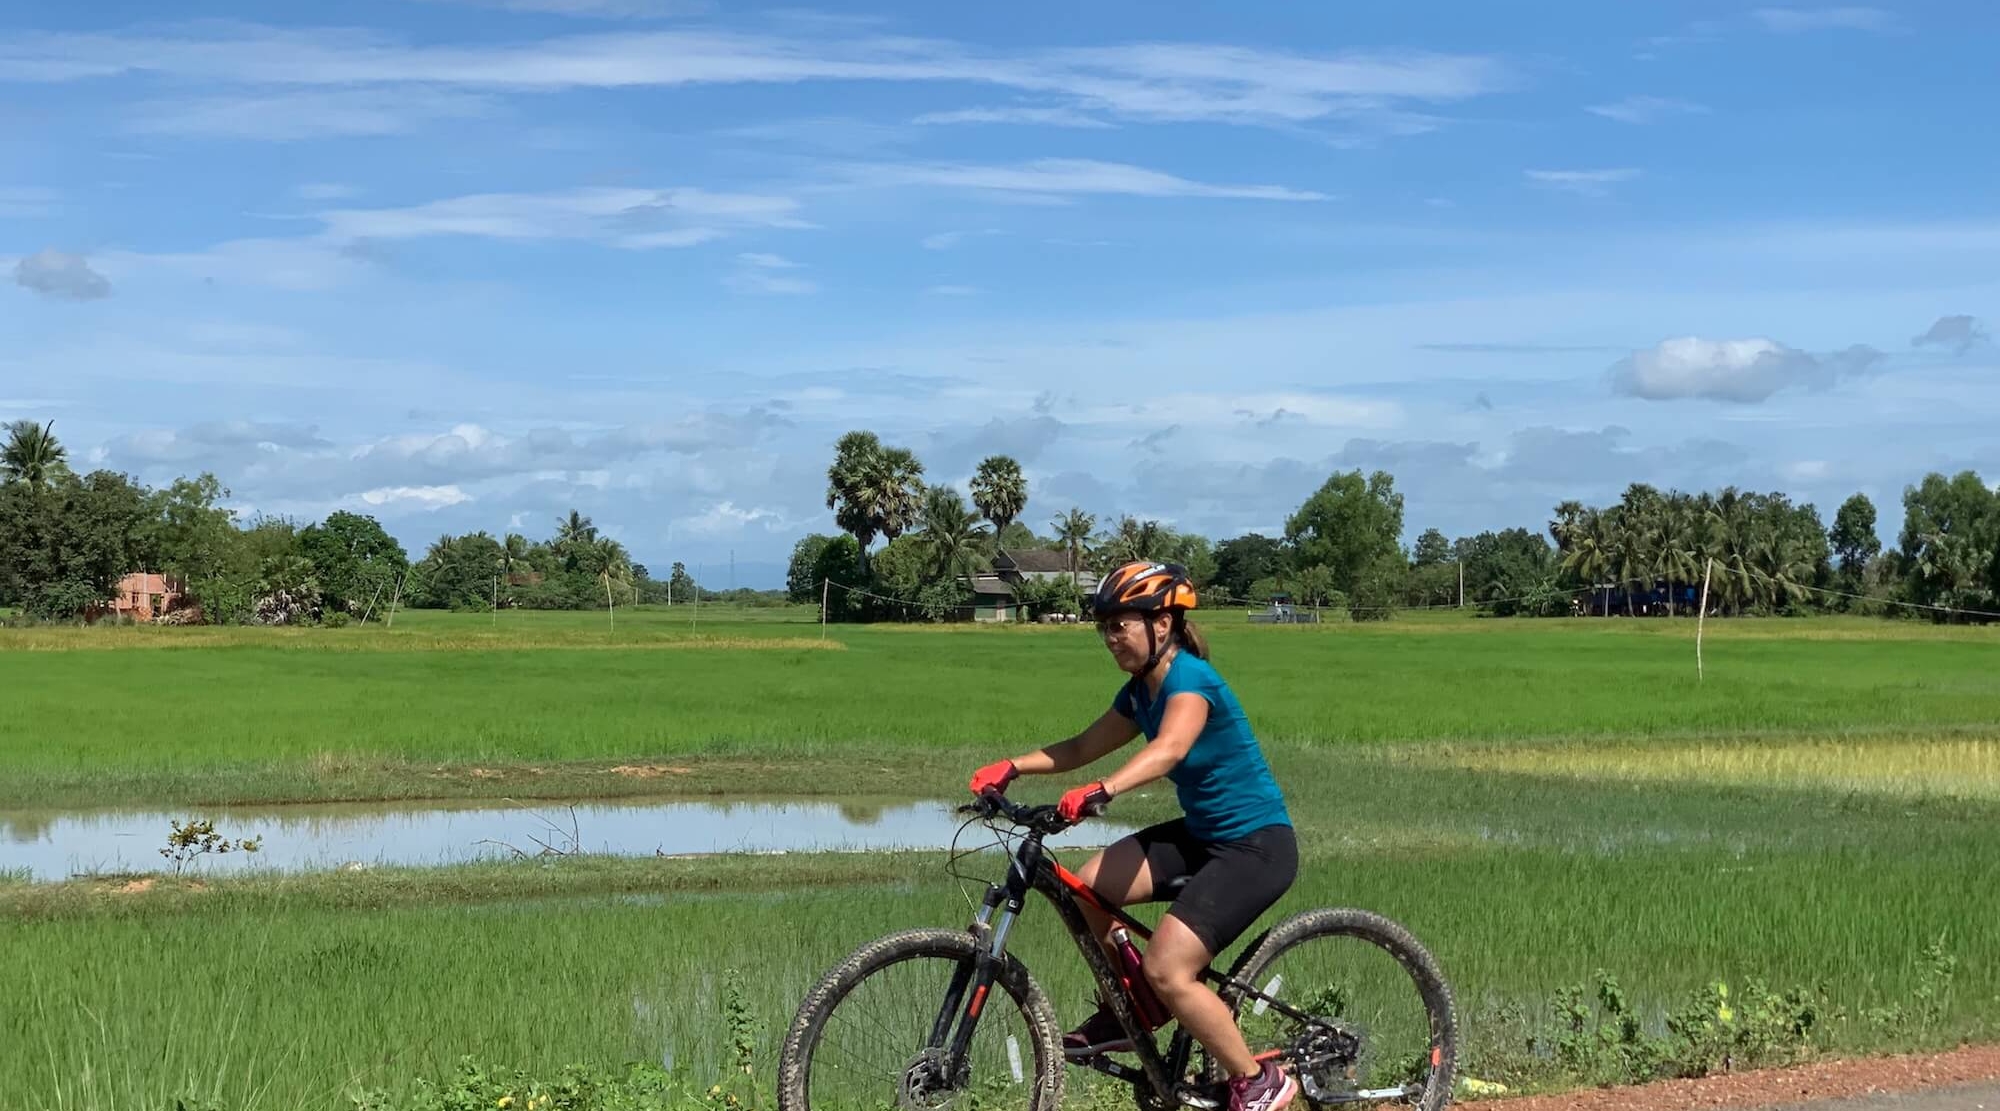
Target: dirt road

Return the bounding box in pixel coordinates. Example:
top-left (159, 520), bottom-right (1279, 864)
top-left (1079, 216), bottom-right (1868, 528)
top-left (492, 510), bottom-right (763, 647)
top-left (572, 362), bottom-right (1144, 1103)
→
top-left (1485, 1044), bottom-right (2000, 1111)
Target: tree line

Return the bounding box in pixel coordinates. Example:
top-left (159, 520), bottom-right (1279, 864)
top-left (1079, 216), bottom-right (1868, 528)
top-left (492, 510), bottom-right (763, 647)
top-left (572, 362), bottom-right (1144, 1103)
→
top-left (798, 426), bottom-right (2000, 624)
top-left (0, 421), bottom-right (742, 624)
top-left (5, 416), bottom-right (1996, 625)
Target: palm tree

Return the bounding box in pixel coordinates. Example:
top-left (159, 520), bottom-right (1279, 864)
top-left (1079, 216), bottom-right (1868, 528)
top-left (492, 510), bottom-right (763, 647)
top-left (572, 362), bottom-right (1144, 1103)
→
top-left (826, 430), bottom-right (884, 571)
top-left (1652, 498), bottom-right (1700, 616)
top-left (868, 446), bottom-right (927, 544)
top-left (1052, 507), bottom-right (1095, 591)
top-left (499, 532), bottom-right (529, 584)
top-left (555, 510), bottom-right (597, 570)
top-left (1548, 500), bottom-right (1585, 554)
top-left (969, 455), bottom-right (1028, 535)
top-left (919, 486), bottom-right (991, 585)
top-left (592, 536), bottom-right (632, 627)
top-left (1, 419), bottom-right (67, 488)
top-left (1560, 508), bottom-right (1614, 615)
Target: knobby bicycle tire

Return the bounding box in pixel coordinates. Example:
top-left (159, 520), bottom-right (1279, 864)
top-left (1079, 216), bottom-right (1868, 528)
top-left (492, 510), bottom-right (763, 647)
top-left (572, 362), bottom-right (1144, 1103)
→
top-left (777, 927), bottom-right (1066, 1111)
top-left (1208, 908), bottom-right (1459, 1110)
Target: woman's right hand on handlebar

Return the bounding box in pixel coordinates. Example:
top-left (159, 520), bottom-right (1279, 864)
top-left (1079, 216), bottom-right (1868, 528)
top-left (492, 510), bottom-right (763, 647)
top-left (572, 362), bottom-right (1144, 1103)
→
top-left (969, 758), bottom-right (1020, 796)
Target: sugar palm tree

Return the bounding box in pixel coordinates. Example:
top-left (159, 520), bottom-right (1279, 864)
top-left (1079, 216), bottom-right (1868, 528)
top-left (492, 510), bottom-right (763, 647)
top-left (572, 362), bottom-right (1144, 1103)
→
top-left (869, 446), bottom-right (927, 544)
top-left (1, 419), bottom-right (67, 488)
top-left (969, 455), bottom-right (1028, 535)
top-left (825, 430), bottom-right (884, 571)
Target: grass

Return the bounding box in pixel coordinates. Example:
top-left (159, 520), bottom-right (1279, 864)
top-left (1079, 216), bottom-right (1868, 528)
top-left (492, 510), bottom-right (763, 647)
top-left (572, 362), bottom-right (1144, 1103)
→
top-left (3, 608), bottom-right (1999, 808)
top-left (1, 610), bottom-right (1997, 1107)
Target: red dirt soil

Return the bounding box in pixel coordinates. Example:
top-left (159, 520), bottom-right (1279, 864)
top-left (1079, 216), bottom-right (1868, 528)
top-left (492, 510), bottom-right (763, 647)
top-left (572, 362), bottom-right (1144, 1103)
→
top-left (1485, 1043), bottom-right (2000, 1111)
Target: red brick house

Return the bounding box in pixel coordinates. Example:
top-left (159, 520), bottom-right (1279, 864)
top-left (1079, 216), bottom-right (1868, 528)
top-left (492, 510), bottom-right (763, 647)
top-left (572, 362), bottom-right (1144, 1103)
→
top-left (105, 572), bottom-right (197, 622)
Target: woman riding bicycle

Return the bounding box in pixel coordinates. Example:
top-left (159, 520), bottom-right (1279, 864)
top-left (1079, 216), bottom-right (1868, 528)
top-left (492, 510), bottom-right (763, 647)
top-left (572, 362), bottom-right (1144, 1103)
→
top-left (969, 560), bottom-right (1299, 1111)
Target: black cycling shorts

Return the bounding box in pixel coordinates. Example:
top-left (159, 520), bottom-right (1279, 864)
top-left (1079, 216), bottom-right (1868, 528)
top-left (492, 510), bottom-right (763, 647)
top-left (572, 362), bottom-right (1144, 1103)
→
top-left (1127, 818), bottom-right (1298, 956)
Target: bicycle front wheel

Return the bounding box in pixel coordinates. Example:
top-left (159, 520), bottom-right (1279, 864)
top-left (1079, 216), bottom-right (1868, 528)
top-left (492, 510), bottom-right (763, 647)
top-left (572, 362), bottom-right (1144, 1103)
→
top-left (1209, 909), bottom-right (1458, 1110)
top-left (777, 927), bottom-right (1065, 1111)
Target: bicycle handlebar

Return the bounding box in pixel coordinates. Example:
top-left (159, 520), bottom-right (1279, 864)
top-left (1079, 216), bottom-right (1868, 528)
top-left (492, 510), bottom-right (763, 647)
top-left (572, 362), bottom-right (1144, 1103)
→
top-left (956, 790), bottom-right (1090, 835)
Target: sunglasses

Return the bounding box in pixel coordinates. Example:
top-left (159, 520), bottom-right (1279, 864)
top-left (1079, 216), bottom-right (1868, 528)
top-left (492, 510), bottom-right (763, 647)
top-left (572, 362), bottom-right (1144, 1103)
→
top-left (1094, 615), bottom-right (1151, 638)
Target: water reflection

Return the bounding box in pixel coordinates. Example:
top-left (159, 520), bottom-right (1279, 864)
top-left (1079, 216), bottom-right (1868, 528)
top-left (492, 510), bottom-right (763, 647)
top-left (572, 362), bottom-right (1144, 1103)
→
top-left (0, 797), bottom-right (1129, 881)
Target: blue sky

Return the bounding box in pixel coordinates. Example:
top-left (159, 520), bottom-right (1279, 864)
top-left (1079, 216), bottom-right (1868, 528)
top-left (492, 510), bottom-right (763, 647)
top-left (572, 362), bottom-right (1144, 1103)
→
top-left (4, 1), bottom-right (1996, 588)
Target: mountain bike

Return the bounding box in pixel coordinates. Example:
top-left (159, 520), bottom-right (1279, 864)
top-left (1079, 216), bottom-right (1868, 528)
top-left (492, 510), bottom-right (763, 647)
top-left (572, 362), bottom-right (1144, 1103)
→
top-left (776, 792), bottom-right (1458, 1110)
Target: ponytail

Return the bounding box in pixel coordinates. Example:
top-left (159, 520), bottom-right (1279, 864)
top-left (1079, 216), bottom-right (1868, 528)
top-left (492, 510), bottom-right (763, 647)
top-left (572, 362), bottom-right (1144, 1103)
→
top-left (1172, 613), bottom-right (1210, 660)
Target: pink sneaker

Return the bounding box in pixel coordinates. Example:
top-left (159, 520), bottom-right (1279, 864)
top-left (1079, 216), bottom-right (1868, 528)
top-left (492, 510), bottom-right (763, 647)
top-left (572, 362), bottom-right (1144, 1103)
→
top-left (1228, 1059), bottom-right (1298, 1111)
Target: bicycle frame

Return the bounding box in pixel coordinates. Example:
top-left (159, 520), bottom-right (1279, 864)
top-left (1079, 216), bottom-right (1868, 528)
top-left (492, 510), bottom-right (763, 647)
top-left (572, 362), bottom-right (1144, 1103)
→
top-left (930, 800), bottom-right (1322, 1109)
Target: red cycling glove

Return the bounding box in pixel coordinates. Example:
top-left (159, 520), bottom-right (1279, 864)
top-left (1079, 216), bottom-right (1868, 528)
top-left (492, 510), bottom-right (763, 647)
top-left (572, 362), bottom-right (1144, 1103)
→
top-left (1057, 781), bottom-right (1112, 823)
top-left (969, 759), bottom-right (1020, 796)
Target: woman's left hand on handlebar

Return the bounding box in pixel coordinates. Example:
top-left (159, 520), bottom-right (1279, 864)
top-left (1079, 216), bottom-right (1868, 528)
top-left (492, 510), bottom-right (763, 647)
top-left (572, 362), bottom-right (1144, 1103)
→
top-left (1056, 780), bottom-right (1111, 822)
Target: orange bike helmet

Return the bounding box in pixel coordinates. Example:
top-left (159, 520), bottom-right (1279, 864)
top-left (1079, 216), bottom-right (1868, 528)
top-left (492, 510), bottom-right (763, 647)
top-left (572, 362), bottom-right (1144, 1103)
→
top-left (1092, 560), bottom-right (1198, 615)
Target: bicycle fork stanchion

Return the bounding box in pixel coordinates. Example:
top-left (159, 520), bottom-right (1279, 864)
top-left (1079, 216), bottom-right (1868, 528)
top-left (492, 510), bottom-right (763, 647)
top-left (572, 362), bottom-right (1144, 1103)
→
top-left (933, 849), bottom-right (1034, 1089)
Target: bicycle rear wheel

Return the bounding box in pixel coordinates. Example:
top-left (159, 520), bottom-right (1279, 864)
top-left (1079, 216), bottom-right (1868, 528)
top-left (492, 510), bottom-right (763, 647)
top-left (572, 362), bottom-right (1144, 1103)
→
top-left (777, 927), bottom-right (1065, 1111)
top-left (1206, 909), bottom-right (1457, 1110)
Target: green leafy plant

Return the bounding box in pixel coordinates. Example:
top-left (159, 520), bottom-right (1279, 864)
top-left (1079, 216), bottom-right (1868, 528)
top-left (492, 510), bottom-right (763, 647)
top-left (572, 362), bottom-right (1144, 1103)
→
top-left (159, 818), bottom-right (263, 876)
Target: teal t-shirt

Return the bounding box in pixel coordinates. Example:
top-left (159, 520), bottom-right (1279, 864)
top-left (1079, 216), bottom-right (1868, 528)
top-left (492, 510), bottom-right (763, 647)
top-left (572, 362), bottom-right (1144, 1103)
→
top-left (1111, 653), bottom-right (1291, 843)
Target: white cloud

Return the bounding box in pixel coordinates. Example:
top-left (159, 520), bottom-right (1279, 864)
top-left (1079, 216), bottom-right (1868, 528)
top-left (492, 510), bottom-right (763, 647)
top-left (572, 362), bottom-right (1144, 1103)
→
top-left (0, 188), bottom-right (59, 219)
top-left (1585, 96), bottom-right (1707, 125)
top-left (854, 158), bottom-right (1327, 202)
top-left (14, 249), bottom-right (112, 300)
top-left (1608, 336), bottom-right (1884, 403)
top-left (315, 186), bottom-right (805, 248)
top-left (913, 106), bottom-right (1112, 128)
top-left (0, 25), bottom-right (1507, 131)
top-left (1524, 168), bottom-right (1641, 198)
top-left (735, 251), bottom-right (801, 269)
top-left (127, 88), bottom-right (494, 140)
top-left (358, 484), bottom-right (473, 510)
top-left (1752, 7), bottom-right (1894, 33)
top-left (682, 499), bottom-right (788, 537)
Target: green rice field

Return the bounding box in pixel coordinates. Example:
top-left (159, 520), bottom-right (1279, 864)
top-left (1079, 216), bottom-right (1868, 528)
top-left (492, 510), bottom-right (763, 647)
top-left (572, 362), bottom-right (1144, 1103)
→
top-left (1, 608), bottom-right (1996, 1108)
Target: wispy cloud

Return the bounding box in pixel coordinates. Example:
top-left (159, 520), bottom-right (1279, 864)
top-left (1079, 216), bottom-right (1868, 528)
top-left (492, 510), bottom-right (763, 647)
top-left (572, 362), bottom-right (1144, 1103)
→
top-left (855, 158), bottom-right (1327, 202)
top-left (1524, 168), bottom-right (1640, 198)
top-left (295, 183), bottom-right (358, 201)
top-left (128, 88), bottom-right (494, 140)
top-left (414, 0), bottom-right (712, 18)
top-left (1911, 315), bottom-right (1989, 356)
top-left (725, 251), bottom-right (815, 294)
top-left (315, 186), bottom-right (805, 248)
top-left (1585, 95), bottom-right (1707, 125)
top-left (913, 106), bottom-right (1112, 129)
top-left (1752, 7), bottom-right (1895, 33)
top-left (0, 188), bottom-right (60, 219)
top-left (0, 24), bottom-right (1508, 132)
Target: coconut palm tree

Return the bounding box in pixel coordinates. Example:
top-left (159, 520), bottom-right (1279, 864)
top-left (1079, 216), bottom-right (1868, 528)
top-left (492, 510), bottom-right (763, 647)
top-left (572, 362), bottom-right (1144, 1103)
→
top-left (1052, 507), bottom-right (1095, 591)
top-left (969, 455), bottom-right (1028, 535)
top-left (1, 419), bottom-right (67, 488)
top-left (555, 510), bottom-right (597, 570)
top-left (1560, 508), bottom-right (1615, 615)
top-left (919, 486), bottom-right (990, 585)
top-left (1652, 498), bottom-right (1700, 616)
top-left (591, 536), bottom-right (633, 627)
top-left (500, 532), bottom-right (530, 583)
